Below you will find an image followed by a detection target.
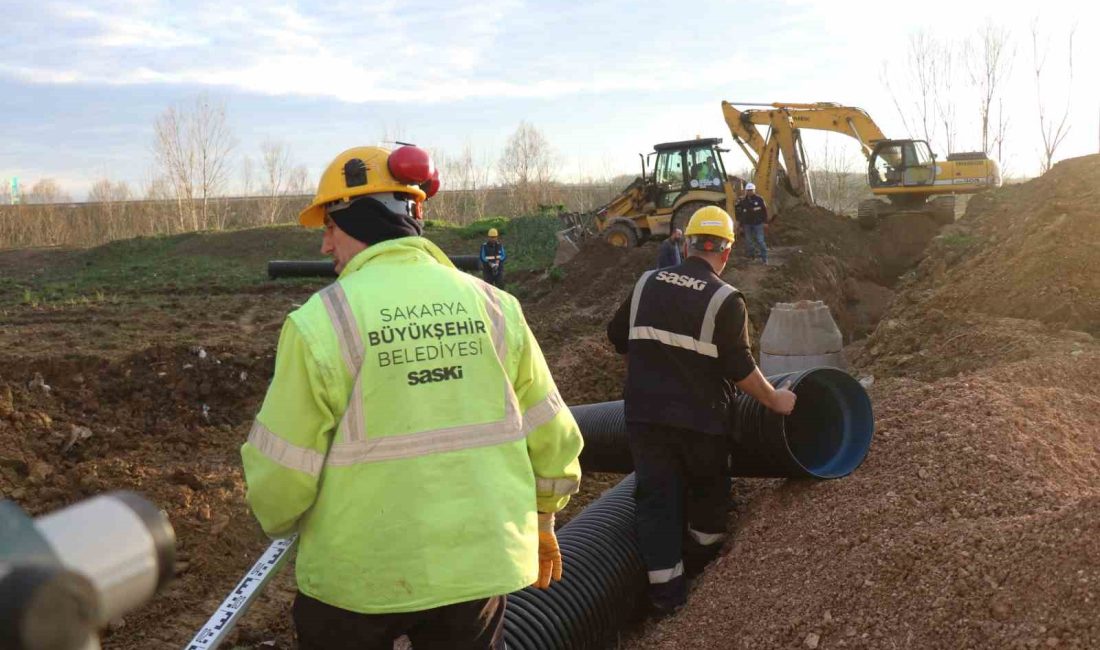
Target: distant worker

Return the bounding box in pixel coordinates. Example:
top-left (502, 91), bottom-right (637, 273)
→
top-left (242, 145), bottom-right (583, 650)
top-left (736, 183), bottom-right (770, 264)
top-left (606, 206), bottom-right (796, 618)
top-left (481, 227), bottom-right (507, 287)
top-left (656, 228), bottom-right (683, 269)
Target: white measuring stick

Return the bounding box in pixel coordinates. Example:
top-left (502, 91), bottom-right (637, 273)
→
top-left (183, 535), bottom-right (298, 650)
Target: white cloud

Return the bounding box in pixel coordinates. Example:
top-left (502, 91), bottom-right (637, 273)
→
top-left (3, 0), bottom-right (764, 102)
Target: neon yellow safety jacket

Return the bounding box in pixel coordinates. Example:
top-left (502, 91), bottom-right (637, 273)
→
top-left (241, 236), bottom-right (583, 614)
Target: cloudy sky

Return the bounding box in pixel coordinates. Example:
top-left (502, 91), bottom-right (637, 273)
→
top-left (2, 0), bottom-right (1096, 199)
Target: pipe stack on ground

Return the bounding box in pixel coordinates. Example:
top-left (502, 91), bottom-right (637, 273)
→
top-left (759, 300), bottom-right (846, 376)
top-left (267, 256), bottom-right (482, 279)
top-left (571, 367), bottom-right (874, 479)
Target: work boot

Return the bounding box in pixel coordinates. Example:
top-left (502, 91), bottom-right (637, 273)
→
top-left (646, 577), bottom-right (687, 620)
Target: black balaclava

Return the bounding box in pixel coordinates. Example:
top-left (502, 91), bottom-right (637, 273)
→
top-left (328, 194), bottom-right (423, 245)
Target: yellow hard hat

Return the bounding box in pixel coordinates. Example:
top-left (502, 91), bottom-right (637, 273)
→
top-left (488, 228), bottom-right (499, 237)
top-left (684, 205), bottom-right (736, 243)
top-left (299, 146), bottom-right (429, 228)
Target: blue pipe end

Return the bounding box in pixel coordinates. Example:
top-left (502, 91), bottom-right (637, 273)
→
top-left (780, 367), bottom-right (874, 479)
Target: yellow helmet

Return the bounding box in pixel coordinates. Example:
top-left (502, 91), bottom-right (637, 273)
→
top-left (299, 146), bottom-right (430, 228)
top-left (684, 205), bottom-right (736, 243)
top-left (488, 228), bottom-right (499, 237)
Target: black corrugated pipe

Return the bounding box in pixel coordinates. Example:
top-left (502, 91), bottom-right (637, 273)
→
top-left (571, 367), bottom-right (874, 479)
top-left (503, 475), bottom-right (646, 650)
top-left (267, 256), bottom-right (483, 279)
top-left (570, 401), bottom-right (634, 474)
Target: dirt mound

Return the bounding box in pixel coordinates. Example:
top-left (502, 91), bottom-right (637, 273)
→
top-left (860, 154), bottom-right (1100, 379)
top-left (0, 345), bottom-right (292, 647)
top-left (632, 350), bottom-right (1100, 649)
top-left (520, 240), bottom-right (656, 404)
top-left (928, 155), bottom-right (1100, 333)
top-left (629, 161), bottom-right (1100, 648)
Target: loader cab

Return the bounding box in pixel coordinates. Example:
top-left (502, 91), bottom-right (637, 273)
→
top-left (868, 139), bottom-right (936, 188)
top-left (651, 138), bottom-right (728, 209)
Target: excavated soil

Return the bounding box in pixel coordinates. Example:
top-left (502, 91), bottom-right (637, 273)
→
top-left (629, 157), bottom-right (1100, 649)
top-left (3, 156), bottom-right (1096, 649)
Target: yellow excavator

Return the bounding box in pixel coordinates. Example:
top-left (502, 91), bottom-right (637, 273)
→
top-left (586, 101), bottom-right (1002, 246)
top-left (586, 137), bottom-right (743, 247)
top-left (721, 101), bottom-right (1003, 228)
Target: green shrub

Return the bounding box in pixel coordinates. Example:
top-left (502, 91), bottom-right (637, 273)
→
top-left (456, 217), bottom-right (510, 240)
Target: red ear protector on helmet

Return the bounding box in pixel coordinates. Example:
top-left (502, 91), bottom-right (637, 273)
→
top-left (387, 144), bottom-right (441, 216)
top-left (388, 144), bottom-right (435, 185)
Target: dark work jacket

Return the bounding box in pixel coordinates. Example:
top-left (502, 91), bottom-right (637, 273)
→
top-left (480, 241), bottom-right (506, 265)
top-left (607, 257), bottom-right (756, 435)
top-left (656, 238), bottom-right (682, 269)
top-left (736, 194), bottom-right (768, 226)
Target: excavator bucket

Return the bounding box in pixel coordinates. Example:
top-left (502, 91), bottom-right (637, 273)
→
top-left (553, 211), bottom-right (588, 265)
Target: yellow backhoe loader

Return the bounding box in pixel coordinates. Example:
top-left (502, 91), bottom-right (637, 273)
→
top-left (722, 101), bottom-right (1002, 227)
top-left (587, 138), bottom-right (744, 247)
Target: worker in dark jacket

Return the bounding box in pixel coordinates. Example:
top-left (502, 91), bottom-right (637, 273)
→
top-left (606, 206), bottom-right (796, 617)
top-left (656, 228), bottom-right (683, 269)
top-left (735, 183), bottom-right (769, 264)
top-left (480, 228), bottom-right (506, 286)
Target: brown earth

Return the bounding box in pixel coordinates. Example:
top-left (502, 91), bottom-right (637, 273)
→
top-left (3, 156), bottom-right (1096, 649)
top-left (629, 157), bottom-right (1100, 649)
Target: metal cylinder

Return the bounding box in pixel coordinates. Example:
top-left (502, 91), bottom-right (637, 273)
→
top-left (267, 256), bottom-right (482, 279)
top-left (503, 475), bottom-right (646, 649)
top-left (572, 367), bottom-right (874, 479)
top-left (35, 492), bottom-right (175, 625)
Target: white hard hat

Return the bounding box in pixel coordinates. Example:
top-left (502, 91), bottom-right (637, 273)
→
top-left (745, 183), bottom-right (756, 191)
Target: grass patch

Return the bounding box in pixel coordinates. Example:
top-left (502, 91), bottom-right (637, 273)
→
top-left (0, 217), bottom-right (563, 307)
top-left (939, 231), bottom-right (980, 248)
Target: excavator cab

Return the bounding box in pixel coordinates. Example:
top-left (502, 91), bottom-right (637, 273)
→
top-left (591, 137), bottom-right (737, 247)
top-left (652, 139), bottom-right (728, 208)
top-left (868, 139), bottom-right (937, 188)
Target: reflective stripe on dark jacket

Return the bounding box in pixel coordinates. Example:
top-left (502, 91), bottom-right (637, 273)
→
top-left (606, 257), bottom-right (756, 436)
top-left (480, 241), bottom-right (506, 264)
top-left (735, 195), bottom-right (768, 226)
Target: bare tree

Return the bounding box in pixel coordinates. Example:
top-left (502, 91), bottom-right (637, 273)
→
top-left (88, 179), bottom-right (133, 239)
top-left (25, 179), bottom-right (71, 204)
top-left (240, 155), bottom-right (256, 197)
top-left (152, 94), bottom-right (236, 231)
top-left (1031, 20), bottom-right (1075, 174)
top-left (933, 43), bottom-right (959, 154)
top-left (966, 21), bottom-right (1015, 157)
top-left (259, 140), bottom-right (294, 223)
top-left (288, 165), bottom-right (311, 196)
top-left (498, 122), bottom-right (555, 214)
top-left (884, 30), bottom-right (971, 154)
top-left (432, 143), bottom-right (493, 223)
top-left (807, 137), bottom-right (866, 215)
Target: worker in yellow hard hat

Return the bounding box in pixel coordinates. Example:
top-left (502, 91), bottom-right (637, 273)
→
top-left (242, 145), bottom-right (583, 649)
top-left (606, 205), bottom-right (795, 618)
top-left (480, 227), bottom-right (507, 287)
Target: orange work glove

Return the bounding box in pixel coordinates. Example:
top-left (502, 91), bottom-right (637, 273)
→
top-left (533, 512), bottom-right (562, 589)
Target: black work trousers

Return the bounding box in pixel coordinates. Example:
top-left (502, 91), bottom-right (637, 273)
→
top-left (293, 592), bottom-right (506, 650)
top-left (482, 264), bottom-right (504, 287)
top-left (627, 422), bottom-right (731, 611)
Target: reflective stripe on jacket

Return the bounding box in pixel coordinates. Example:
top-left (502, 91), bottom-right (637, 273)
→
top-left (241, 236), bottom-right (583, 614)
top-left (606, 257), bottom-right (756, 435)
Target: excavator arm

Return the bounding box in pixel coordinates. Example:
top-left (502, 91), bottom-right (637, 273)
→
top-left (721, 101), bottom-right (890, 215)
